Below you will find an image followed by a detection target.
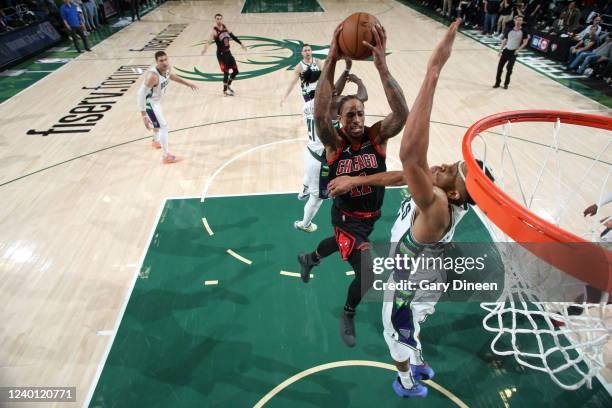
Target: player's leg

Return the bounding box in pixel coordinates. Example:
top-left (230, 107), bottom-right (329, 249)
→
top-left (340, 246), bottom-right (376, 347)
top-left (382, 298), bottom-right (429, 398)
top-left (295, 146), bottom-right (324, 233)
top-left (146, 107), bottom-right (162, 150)
top-left (151, 129), bottom-right (161, 149)
top-left (151, 103), bottom-right (180, 163)
top-left (226, 59), bottom-right (239, 94)
top-left (297, 236), bottom-right (338, 283)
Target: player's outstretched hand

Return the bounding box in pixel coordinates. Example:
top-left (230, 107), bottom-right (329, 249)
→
top-left (328, 23), bottom-right (344, 62)
top-left (427, 18), bottom-right (460, 74)
top-left (189, 83), bottom-right (198, 91)
top-left (328, 176), bottom-right (354, 198)
top-left (241, 44), bottom-right (247, 52)
top-left (362, 24), bottom-right (387, 70)
top-left (583, 203), bottom-right (598, 217)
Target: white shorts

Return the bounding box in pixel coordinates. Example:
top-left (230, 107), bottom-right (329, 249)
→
top-left (302, 144), bottom-right (325, 197)
top-left (382, 270), bottom-right (444, 364)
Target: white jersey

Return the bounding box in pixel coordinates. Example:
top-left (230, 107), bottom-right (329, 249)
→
top-left (145, 65), bottom-right (170, 103)
top-left (299, 59), bottom-right (324, 151)
top-left (299, 58), bottom-right (320, 97)
top-left (390, 195), bottom-right (468, 260)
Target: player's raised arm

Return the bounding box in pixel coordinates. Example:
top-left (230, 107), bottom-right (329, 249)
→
top-left (281, 64), bottom-right (302, 105)
top-left (399, 20), bottom-right (460, 212)
top-left (363, 24), bottom-right (408, 144)
top-left (333, 58), bottom-right (352, 95)
top-left (314, 24), bottom-right (343, 151)
top-left (349, 73), bottom-right (368, 102)
top-left (200, 30), bottom-right (215, 55)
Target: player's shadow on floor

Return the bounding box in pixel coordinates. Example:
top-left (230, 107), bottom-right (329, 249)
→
top-left (207, 216), bottom-right (258, 233)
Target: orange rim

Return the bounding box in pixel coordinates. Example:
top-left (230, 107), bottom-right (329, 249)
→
top-left (462, 110), bottom-right (612, 294)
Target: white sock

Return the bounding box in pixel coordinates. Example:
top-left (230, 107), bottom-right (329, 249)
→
top-left (159, 126), bottom-right (169, 156)
top-left (152, 130), bottom-right (159, 142)
top-left (302, 195), bottom-right (323, 227)
top-left (398, 369), bottom-right (415, 389)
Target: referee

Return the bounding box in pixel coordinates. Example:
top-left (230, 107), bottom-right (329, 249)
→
top-left (493, 15), bottom-right (529, 89)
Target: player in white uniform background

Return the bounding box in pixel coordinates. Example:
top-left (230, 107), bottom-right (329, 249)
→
top-left (281, 45), bottom-right (367, 232)
top-left (137, 51), bottom-right (198, 164)
top-left (327, 20), bottom-right (495, 398)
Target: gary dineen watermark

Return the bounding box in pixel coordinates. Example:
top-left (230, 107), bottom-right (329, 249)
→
top-left (371, 252), bottom-right (498, 292)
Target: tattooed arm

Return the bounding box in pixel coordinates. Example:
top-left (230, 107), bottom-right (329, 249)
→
top-left (314, 24), bottom-right (344, 154)
top-left (362, 24), bottom-right (409, 147)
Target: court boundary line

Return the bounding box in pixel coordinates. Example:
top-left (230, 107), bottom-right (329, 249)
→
top-left (82, 198), bottom-right (167, 408)
top-left (2, 113), bottom-right (606, 190)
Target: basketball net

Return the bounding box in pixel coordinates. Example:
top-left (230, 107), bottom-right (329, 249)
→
top-left (465, 112), bottom-right (611, 390)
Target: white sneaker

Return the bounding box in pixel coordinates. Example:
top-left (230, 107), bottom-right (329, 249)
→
top-left (294, 220), bottom-right (317, 233)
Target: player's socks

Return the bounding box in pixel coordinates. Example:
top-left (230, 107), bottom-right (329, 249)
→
top-left (340, 306), bottom-right (356, 347)
top-left (392, 377), bottom-right (427, 398)
top-left (411, 363), bottom-right (435, 380)
top-left (398, 369), bottom-right (416, 389)
top-left (297, 252), bottom-right (319, 283)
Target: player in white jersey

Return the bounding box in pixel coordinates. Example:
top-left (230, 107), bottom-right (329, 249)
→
top-left (137, 51), bottom-right (198, 164)
top-left (282, 44), bottom-right (367, 232)
top-left (327, 20), bottom-right (495, 398)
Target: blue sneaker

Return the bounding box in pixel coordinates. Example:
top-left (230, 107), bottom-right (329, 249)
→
top-left (392, 377), bottom-right (428, 398)
top-left (411, 362), bottom-right (435, 380)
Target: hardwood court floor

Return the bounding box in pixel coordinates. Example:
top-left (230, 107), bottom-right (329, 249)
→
top-left (0, 1), bottom-right (609, 407)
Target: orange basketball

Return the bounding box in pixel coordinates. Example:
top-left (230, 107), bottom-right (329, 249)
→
top-left (338, 12), bottom-right (381, 60)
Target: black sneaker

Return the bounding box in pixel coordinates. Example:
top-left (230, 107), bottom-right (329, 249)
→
top-left (340, 311), bottom-right (356, 347)
top-left (492, 83), bottom-right (500, 88)
top-left (297, 252), bottom-right (319, 283)
top-left (503, 84), bottom-right (508, 89)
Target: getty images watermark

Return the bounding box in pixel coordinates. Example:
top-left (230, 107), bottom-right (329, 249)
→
top-left (371, 252), bottom-right (498, 292)
top-left (358, 242), bottom-right (509, 303)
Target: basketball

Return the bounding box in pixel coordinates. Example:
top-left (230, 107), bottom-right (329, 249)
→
top-left (338, 12), bottom-right (381, 60)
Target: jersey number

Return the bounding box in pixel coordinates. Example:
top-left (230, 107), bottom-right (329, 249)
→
top-left (350, 172), bottom-right (372, 197)
top-left (306, 118), bottom-right (316, 142)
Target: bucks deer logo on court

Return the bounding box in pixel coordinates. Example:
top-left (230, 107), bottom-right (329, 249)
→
top-left (174, 36), bottom-right (330, 81)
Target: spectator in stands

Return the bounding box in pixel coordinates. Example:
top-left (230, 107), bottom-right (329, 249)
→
top-left (495, 0), bottom-right (514, 38)
top-left (564, 1), bottom-right (581, 33)
top-left (552, 11), bottom-right (567, 33)
top-left (483, 0), bottom-right (500, 35)
top-left (59, 0), bottom-right (91, 52)
top-left (458, 0), bottom-right (471, 23)
top-left (570, 35), bottom-right (612, 74)
top-left (81, 0), bottom-right (98, 31)
top-left (574, 15), bottom-right (602, 37)
top-left (568, 24), bottom-right (600, 65)
top-left (494, 15), bottom-right (529, 89)
top-left (130, 0), bottom-right (140, 22)
top-left (0, 9), bottom-right (12, 32)
top-left (441, 0), bottom-right (453, 18)
top-left (524, 0), bottom-right (548, 30)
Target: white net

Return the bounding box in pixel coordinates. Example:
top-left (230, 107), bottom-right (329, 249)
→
top-left (468, 114), bottom-right (611, 390)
